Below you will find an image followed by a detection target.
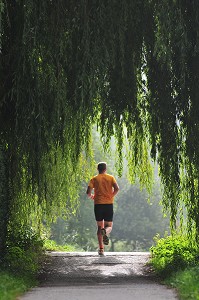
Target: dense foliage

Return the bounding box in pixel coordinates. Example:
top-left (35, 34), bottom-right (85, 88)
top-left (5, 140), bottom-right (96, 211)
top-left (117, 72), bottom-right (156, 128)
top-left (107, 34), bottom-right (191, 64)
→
top-left (1, 0), bottom-right (199, 255)
top-left (150, 234), bottom-right (199, 299)
top-left (150, 234), bottom-right (199, 277)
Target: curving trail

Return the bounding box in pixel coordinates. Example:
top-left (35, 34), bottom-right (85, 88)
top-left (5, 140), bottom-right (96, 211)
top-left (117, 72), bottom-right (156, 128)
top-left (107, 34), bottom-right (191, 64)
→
top-left (20, 252), bottom-right (178, 300)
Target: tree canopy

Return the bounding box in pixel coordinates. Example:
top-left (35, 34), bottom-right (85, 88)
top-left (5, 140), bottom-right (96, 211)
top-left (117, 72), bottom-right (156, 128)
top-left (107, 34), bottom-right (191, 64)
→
top-left (1, 0), bottom-right (199, 254)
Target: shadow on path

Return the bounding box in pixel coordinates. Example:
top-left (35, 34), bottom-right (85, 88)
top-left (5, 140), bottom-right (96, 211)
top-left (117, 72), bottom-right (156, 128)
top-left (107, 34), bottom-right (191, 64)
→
top-left (20, 252), bottom-right (178, 300)
top-left (39, 252), bottom-right (157, 286)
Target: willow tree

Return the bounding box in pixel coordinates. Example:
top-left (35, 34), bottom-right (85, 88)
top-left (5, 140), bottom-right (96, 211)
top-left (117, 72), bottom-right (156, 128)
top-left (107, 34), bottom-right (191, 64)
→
top-left (0, 0), bottom-right (199, 255)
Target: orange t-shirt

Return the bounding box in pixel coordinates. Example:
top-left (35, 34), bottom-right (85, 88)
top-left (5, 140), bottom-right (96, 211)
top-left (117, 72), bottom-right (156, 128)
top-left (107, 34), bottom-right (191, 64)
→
top-left (88, 173), bottom-right (117, 204)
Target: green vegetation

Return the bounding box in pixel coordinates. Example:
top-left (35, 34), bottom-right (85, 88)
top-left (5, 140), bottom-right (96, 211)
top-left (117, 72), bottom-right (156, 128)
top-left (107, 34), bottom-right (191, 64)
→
top-left (1, 2), bottom-right (199, 298)
top-left (0, 236), bottom-right (82, 300)
top-left (0, 271), bottom-right (36, 300)
top-left (150, 234), bottom-right (198, 276)
top-left (1, 1), bottom-right (199, 260)
top-left (150, 234), bottom-right (199, 299)
top-left (0, 228), bottom-right (44, 300)
top-left (165, 267), bottom-right (199, 300)
top-left (50, 173), bottom-right (170, 252)
top-left (43, 239), bottom-right (83, 252)
top-left (112, 177), bottom-right (169, 251)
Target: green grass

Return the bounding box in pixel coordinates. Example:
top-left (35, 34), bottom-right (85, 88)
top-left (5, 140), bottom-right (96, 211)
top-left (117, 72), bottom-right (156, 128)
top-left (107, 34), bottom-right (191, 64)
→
top-left (0, 271), bottom-right (37, 300)
top-left (150, 233), bottom-right (199, 299)
top-left (165, 266), bottom-right (199, 300)
top-left (0, 240), bottom-right (83, 300)
top-left (43, 239), bottom-right (84, 252)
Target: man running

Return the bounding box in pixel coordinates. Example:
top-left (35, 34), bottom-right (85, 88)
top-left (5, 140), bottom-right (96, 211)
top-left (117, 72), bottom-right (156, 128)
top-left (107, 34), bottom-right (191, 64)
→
top-left (86, 162), bottom-right (119, 256)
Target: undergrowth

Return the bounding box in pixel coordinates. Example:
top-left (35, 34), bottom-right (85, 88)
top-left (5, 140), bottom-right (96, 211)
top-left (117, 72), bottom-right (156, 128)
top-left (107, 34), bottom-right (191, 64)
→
top-left (150, 234), bottom-right (198, 277)
top-left (165, 266), bottom-right (199, 300)
top-left (0, 271), bottom-right (36, 300)
top-left (0, 228), bottom-right (44, 300)
top-left (43, 239), bottom-right (83, 252)
top-left (150, 233), bottom-right (199, 299)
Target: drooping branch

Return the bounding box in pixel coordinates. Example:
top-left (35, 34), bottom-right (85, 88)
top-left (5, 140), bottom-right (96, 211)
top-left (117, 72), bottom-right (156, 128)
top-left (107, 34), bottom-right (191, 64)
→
top-left (1, 0), bottom-right (199, 246)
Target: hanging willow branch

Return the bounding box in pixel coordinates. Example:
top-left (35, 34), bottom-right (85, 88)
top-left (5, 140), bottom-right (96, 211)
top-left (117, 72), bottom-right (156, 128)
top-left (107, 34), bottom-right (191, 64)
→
top-left (1, 0), bottom-right (199, 249)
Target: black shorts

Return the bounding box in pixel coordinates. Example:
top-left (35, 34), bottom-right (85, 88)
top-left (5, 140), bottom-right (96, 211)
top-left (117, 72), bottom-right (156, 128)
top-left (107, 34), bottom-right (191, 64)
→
top-left (94, 204), bottom-right (113, 222)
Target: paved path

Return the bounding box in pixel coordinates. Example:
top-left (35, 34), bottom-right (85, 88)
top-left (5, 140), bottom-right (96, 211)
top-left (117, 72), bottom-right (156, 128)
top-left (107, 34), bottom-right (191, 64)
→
top-left (20, 252), bottom-right (178, 300)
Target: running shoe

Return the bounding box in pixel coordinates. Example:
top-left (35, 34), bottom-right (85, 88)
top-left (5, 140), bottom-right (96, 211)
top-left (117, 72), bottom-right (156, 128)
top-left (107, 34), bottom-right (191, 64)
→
top-left (101, 228), bottom-right (109, 245)
top-left (98, 248), bottom-right (104, 256)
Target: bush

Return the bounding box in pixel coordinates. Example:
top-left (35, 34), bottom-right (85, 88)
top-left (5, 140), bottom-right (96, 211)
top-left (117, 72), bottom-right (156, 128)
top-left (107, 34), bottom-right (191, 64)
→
top-left (6, 227), bottom-right (43, 252)
top-left (150, 234), bottom-right (199, 277)
top-left (3, 246), bottom-right (42, 275)
top-left (3, 227), bottom-right (44, 276)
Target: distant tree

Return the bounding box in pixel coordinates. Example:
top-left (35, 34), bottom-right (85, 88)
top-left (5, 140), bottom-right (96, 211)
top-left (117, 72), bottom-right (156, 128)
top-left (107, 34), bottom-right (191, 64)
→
top-left (50, 184), bottom-right (97, 251)
top-left (50, 171), bottom-right (169, 252)
top-left (112, 179), bottom-right (169, 251)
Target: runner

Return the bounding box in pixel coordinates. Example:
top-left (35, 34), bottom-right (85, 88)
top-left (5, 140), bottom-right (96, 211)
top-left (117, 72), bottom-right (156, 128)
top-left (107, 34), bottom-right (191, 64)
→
top-left (86, 162), bottom-right (119, 256)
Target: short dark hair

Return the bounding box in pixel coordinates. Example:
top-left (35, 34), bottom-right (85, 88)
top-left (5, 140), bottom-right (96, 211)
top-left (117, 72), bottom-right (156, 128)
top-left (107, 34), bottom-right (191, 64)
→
top-left (97, 162), bottom-right (107, 172)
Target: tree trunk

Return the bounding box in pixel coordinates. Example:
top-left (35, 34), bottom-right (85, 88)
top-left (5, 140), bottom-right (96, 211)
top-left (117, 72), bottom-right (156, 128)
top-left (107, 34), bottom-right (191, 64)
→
top-left (0, 145), bottom-right (11, 257)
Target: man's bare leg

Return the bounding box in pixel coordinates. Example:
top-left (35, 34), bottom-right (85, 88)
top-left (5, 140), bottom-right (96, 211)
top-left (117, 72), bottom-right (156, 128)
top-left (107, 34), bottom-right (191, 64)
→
top-left (97, 221), bottom-right (104, 250)
top-left (104, 221), bottom-right (113, 235)
top-left (101, 221), bottom-right (113, 245)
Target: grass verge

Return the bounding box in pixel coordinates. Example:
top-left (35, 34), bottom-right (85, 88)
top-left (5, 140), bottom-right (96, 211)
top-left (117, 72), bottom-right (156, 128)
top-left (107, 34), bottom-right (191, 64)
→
top-left (0, 271), bottom-right (37, 300)
top-left (165, 266), bottom-right (199, 300)
top-left (0, 239), bottom-right (82, 300)
top-left (43, 239), bottom-right (84, 252)
top-left (150, 233), bottom-right (199, 300)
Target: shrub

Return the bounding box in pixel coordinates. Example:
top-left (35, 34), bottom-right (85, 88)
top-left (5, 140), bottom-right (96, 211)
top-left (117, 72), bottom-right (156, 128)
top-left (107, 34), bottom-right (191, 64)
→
top-left (3, 227), bottom-right (44, 276)
top-left (6, 227), bottom-right (43, 252)
top-left (3, 246), bottom-right (42, 275)
top-left (150, 234), bottom-right (199, 277)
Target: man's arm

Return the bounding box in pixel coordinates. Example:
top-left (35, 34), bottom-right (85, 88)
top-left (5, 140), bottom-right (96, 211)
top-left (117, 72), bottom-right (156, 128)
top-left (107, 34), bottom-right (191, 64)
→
top-left (86, 186), bottom-right (94, 200)
top-left (112, 182), bottom-right (119, 197)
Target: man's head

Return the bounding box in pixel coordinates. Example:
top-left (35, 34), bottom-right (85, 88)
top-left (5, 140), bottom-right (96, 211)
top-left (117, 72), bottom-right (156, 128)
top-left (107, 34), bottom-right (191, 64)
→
top-left (97, 162), bottom-right (107, 173)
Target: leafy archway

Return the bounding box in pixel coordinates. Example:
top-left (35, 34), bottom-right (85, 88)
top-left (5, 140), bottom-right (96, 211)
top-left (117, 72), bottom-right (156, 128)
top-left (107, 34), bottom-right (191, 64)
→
top-left (0, 0), bottom-right (199, 254)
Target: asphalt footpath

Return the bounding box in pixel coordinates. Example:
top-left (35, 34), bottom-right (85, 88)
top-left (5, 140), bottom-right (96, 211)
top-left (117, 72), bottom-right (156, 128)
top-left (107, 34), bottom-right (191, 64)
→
top-left (19, 252), bottom-right (178, 300)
